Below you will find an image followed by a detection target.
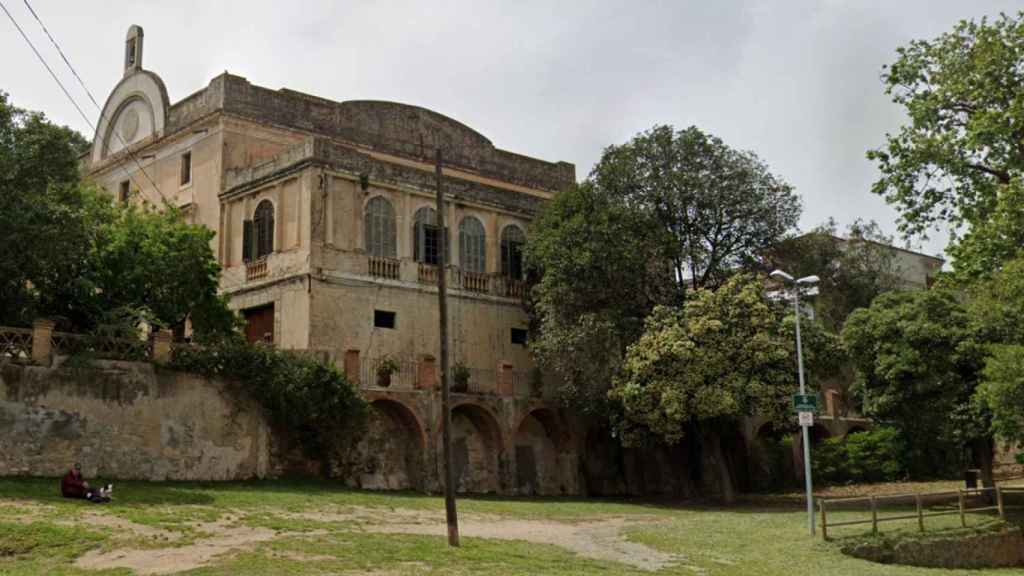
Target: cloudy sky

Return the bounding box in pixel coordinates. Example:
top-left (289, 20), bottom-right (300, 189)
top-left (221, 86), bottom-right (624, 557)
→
top-left (3, 1), bottom-right (1020, 258)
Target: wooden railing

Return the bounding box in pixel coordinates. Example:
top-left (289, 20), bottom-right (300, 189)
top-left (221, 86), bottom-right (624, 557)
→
top-left (246, 258), bottom-right (268, 281)
top-left (0, 327), bottom-right (33, 361)
top-left (818, 486), bottom-right (1019, 540)
top-left (368, 256), bottom-right (400, 280)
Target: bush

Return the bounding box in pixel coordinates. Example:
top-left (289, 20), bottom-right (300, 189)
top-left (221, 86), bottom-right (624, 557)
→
top-left (168, 337), bottom-right (368, 473)
top-left (813, 427), bottom-right (906, 484)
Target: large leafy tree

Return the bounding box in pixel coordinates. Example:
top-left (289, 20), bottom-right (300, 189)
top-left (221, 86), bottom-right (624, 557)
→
top-left (610, 274), bottom-right (839, 502)
top-left (842, 289), bottom-right (989, 482)
top-left (0, 91), bottom-right (233, 338)
top-left (0, 90), bottom-right (91, 326)
top-left (524, 183), bottom-right (672, 415)
top-left (768, 218), bottom-right (903, 331)
top-left (867, 12), bottom-right (1024, 270)
top-left (592, 125), bottom-right (802, 290)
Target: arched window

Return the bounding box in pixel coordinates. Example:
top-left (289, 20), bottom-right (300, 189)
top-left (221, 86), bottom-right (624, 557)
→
top-left (413, 207), bottom-right (448, 265)
top-left (364, 196), bottom-right (397, 258)
top-left (459, 216), bottom-right (486, 273)
top-left (501, 225), bottom-right (525, 279)
top-left (254, 200), bottom-right (274, 259)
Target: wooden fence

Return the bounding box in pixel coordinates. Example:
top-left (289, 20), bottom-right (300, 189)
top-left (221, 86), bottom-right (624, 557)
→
top-left (819, 485), bottom-right (1024, 540)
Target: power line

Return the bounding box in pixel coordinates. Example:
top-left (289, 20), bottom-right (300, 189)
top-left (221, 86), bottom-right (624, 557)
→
top-left (3, 0), bottom-right (166, 201)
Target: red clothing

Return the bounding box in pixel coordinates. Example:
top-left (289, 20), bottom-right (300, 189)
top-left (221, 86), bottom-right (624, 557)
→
top-left (61, 470), bottom-right (86, 498)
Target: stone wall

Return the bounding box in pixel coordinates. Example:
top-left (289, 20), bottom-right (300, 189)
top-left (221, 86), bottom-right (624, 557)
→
top-left (842, 528), bottom-right (1024, 569)
top-left (0, 360), bottom-right (271, 481)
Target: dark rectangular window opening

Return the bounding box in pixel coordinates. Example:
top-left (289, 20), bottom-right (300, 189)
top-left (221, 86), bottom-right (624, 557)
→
top-left (511, 328), bottom-right (528, 346)
top-left (374, 310), bottom-right (396, 329)
top-left (180, 151), bottom-right (192, 186)
top-left (118, 180), bottom-right (130, 203)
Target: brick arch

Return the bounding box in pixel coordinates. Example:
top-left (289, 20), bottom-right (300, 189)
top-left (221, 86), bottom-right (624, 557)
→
top-left (447, 402), bottom-right (504, 494)
top-left (370, 398), bottom-right (427, 451)
top-left (352, 397), bottom-right (428, 491)
top-left (514, 407), bottom-right (569, 495)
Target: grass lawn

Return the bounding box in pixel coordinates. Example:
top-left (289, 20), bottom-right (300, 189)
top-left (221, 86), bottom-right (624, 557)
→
top-left (0, 477), bottom-right (1022, 575)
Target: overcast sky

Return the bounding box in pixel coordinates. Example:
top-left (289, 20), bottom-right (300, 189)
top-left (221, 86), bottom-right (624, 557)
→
top-left (3, 1), bottom-right (1020, 258)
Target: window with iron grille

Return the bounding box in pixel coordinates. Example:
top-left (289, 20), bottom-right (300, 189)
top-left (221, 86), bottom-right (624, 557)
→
top-left (413, 207), bottom-right (449, 265)
top-left (459, 215), bottom-right (486, 273)
top-left (365, 196), bottom-right (397, 258)
top-left (501, 225), bottom-right (526, 278)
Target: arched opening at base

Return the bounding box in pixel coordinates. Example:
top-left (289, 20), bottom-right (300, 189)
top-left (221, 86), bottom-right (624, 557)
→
top-left (451, 403), bottom-right (502, 494)
top-left (352, 399), bottom-right (425, 491)
top-left (515, 409), bottom-right (564, 495)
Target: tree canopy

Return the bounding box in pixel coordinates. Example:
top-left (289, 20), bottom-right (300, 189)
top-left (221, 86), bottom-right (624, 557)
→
top-left (0, 91), bottom-right (233, 338)
top-left (592, 125), bottom-right (802, 290)
top-left (767, 218), bottom-right (904, 331)
top-left (867, 12), bottom-right (1024, 271)
top-left (524, 182), bottom-right (672, 415)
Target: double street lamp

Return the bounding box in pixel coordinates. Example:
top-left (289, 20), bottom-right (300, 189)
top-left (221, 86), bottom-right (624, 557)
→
top-left (770, 269), bottom-right (820, 537)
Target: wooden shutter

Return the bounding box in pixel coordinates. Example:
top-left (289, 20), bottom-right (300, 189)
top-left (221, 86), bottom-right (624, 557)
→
top-left (242, 219), bottom-right (254, 262)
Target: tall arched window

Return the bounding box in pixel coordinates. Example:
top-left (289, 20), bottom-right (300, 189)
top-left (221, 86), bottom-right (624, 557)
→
top-left (413, 207), bottom-right (448, 265)
top-left (254, 200), bottom-right (274, 259)
top-left (501, 225), bottom-right (525, 279)
top-left (459, 216), bottom-right (486, 273)
top-left (364, 196), bottom-right (397, 258)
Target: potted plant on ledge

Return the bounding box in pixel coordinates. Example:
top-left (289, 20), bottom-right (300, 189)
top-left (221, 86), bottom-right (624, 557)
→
top-left (376, 355), bottom-right (399, 388)
top-left (452, 361), bottom-right (471, 393)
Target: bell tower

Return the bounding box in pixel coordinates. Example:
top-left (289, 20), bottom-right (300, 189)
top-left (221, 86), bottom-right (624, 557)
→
top-left (124, 25), bottom-right (143, 77)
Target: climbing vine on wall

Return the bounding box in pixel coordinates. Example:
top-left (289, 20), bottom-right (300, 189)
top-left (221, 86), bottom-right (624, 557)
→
top-left (168, 337), bottom-right (368, 473)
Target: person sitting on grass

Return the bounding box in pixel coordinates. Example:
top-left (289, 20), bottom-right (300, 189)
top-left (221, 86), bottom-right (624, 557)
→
top-left (60, 463), bottom-right (112, 503)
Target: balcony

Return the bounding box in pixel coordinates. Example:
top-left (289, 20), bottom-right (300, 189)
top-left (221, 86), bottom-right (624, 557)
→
top-left (459, 270), bottom-right (490, 294)
top-left (368, 256), bottom-right (400, 280)
top-left (418, 263), bottom-right (439, 285)
top-left (245, 258), bottom-right (268, 281)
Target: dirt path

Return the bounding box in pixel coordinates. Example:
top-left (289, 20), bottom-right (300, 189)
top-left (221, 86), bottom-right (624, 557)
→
top-left (289, 507), bottom-right (680, 571)
top-left (60, 505), bottom-right (679, 574)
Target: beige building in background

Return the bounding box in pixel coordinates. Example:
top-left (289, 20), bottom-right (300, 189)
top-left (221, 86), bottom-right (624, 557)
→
top-left (84, 26), bottom-right (580, 495)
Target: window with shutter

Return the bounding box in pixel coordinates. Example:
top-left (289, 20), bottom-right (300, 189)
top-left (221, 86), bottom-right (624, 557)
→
top-left (242, 219), bottom-right (254, 263)
top-left (254, 200), bottom-right (274, 259)
top-left (501, 225), bottom-right (526, 278)
top-left (459, 216), bottom-right (486, 273)
top-left (364, 196), bottom-right (397, 257)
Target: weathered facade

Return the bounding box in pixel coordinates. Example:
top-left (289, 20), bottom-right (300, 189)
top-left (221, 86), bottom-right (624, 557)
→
top-left (83, 26), bottom-right (579, 495)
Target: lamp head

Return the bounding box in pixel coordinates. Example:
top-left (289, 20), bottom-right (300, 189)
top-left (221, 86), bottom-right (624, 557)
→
top-left (797, 275), bottom-right (820, 285)
top-left (769, 269), bottom-right (794, 283)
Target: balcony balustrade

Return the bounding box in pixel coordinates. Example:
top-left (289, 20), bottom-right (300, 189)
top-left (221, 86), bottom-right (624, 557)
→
top-left (368, 256), bottom-right (401, 280)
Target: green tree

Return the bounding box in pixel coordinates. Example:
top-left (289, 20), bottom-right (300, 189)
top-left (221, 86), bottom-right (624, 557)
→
top-left (524, 183), bottom-right (672, 415)
top-left (0, 91), bottom-right (91, 326)
top-left (768, 218), bottom-right (903, 331)
top-left (867, 12), bottom-right (1024, 272)
top-left (610, 274), bottom-right (837, 502)
top-left (592, 125), bottom-right (801, 290)
top-left (842, 289), bottom-right (989, 482)
top-left (85, 193), bottom-right (235, 338)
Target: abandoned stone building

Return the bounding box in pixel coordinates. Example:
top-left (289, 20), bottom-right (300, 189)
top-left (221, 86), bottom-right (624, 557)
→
top-left (77, 26), bottom-right (946, 497)
top-left (84, 26), bottom-right (580, 495)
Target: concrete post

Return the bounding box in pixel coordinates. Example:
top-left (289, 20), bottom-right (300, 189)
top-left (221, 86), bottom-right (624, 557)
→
top-left (344, 349), bottom-right (361, 385)
top-left (497, 363), bottom-right (514, 397)
top-left (418, 355), bottom-right (437, 390)
top-left (31, 319), bottom-right (55, 366)
top-left (152, 329), bottom-right (173, 363)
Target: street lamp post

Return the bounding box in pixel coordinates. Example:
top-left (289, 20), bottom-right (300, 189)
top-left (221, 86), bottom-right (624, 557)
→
top-left (770, 269), bottom-right (820, 537)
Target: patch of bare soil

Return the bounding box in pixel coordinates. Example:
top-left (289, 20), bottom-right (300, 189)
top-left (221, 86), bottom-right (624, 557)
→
top-left (77, 511), bottom-right (182, 541)
top-left (373, 516), bottom-right (678, 571)
top-left (74, 525), bottom-right (277, 575)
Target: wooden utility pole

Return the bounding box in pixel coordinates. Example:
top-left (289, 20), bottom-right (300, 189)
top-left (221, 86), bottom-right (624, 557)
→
top-left (435, 147), bottom-right (460, 547)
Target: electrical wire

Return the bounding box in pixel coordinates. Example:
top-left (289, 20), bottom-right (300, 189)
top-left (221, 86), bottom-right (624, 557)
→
top-left (9, 0), bottom-right (167, 202)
